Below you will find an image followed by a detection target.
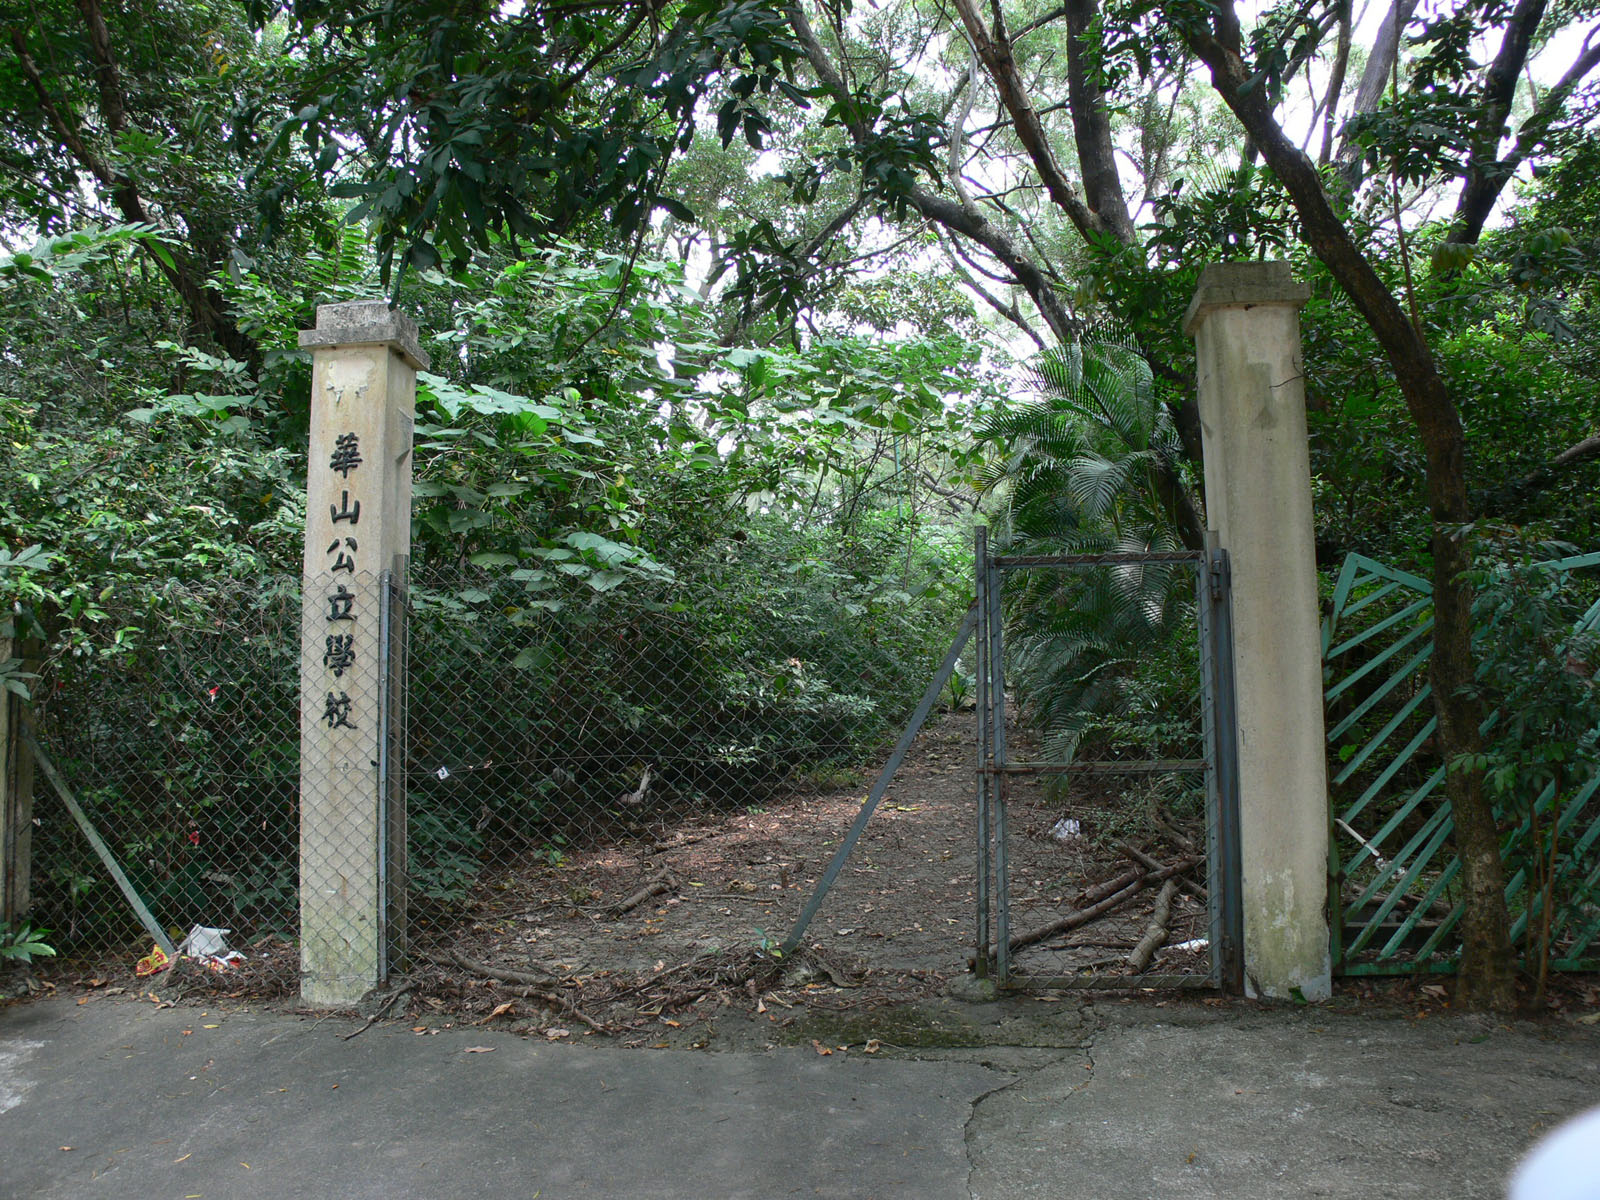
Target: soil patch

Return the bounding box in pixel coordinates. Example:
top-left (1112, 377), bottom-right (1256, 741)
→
top-left (396, 709), bottom-right (1210, 1043)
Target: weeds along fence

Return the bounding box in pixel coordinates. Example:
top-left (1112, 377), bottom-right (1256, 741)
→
top-left (25, 557), bottom-right (964, 954)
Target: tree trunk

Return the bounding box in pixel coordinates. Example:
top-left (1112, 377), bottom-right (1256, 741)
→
top-left (1064, 0), bottom-right (1137, 243)
top-left (1429, 524), bottom-right (1517, 1008)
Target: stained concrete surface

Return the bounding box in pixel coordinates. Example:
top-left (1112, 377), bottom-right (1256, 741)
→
top-left (966, 1006), bottom-right (1600, 1199)
top-left (3, 994), bottom-right (1596, 1199)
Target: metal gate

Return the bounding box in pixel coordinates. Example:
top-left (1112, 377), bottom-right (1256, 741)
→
top-left (973, 532), bottom-right (1243, 990)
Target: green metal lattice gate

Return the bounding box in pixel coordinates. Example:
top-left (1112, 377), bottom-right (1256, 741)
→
top-left (1322, 551), bottom-right (1600, 975)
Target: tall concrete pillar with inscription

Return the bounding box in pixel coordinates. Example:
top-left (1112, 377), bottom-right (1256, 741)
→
top-left (298, 301), bottom-right (424, 1006)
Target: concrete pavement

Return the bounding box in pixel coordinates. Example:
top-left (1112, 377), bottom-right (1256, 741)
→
top-left (2, 993), bottom-right (1596, 1198)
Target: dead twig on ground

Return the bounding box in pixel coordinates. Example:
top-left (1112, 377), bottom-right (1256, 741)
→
top-left (1126, 880), bottom-right (1179, 971)
top-left (441, 948), bottom-right (565, 989)
top-left (611, 868), bottom-right (676, 916)
top-left (651, 831), bottom-right (715, 853)
top-left (598, 958), bottom-right (705, 1004)
top-left (503, 985), bottom-right (615, 1034)
top-left (341, 982), bottom-right (416, 1040)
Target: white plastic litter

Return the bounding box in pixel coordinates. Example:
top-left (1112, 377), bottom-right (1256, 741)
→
top-left (179, 925), bottom-right (246, 967)
top-left (1168, 938), bottom-right (1210, 953)
top-left (1049, 818), bottom-right (1083, 843)
top-left (181, 925), bottom-right (230, 956)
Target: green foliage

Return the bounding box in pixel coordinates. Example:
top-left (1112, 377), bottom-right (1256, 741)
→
top-left (260, 0), bottom-right (812, 283)
top-left (4, 211), bottom-right (986, 947)
top-left (403, 506), bottom-right (968, 878)
top-left (1454, 529), bottom-right (1600, 995)
top-left (0, 923), bottom-right (56, 965)
top-left (408, 809), bottom-right (486, 905)
top-left (975, 335), bottom-right (1199, 761)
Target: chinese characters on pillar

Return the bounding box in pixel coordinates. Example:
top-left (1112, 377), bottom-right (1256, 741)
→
top-left (322, 431), bottom-right (363, 730)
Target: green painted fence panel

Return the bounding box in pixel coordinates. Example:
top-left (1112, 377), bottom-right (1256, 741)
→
top-left (1323, 551), bottom-right (1600, 975)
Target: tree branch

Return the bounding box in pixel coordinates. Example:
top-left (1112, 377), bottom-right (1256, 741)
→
top-left (74, 0), bottom-right (130, 137)
top-left (1441, 0), bottom-right (1548, 244)
top-left (1184, 10), bottom-right (1460, 464)
top-left (1318, 0), bottom-right (1353, 166)
top-left (13, 13), bottom-right (257, 365)
top-left (1446, 25), bottom-right (1600, 246)
top-left (910, 186), bottom-right (1078, 341)
top-left (948, 0), bottom-right (1111, 242)
top-left (1335, 0), bottom-right (1423, 188)
top-left (11, 28), bottom-right (117, 190)
top-left (786, 1), bottom-right (1078, 341)
top-left (1063, 0), bottom-right (1137, 243)
top-left (942, 233), bottom-right (1047, 348)
top-left (1479, 433), bottom-right (1600, 516)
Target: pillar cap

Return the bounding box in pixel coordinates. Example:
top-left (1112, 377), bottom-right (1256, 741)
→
top-left (299, 300), bottom-right (430, 371)
top-left (1183, 261), bottom-right (1310, 336)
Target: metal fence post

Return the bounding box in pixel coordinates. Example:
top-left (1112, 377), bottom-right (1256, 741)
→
top-left (376, 569), bottom-right (409, 976)
top-left (1, 637), bottom-right (35, 927)
top-left (974, 527), bottom-right (991, 979)
top-left (988, 546), bottom-right (1011, 984)
top-left (1206, 547), bottom-right (1245, 993)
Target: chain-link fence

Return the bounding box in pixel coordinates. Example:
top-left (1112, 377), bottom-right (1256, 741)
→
top-left (27, 578), bottom-right (302, 957)
top-left (403, 562), bottom-right (962, 912)
top-left (978, 548), bottom-right (1241, 990)
top-left (25, 553), bottom-right (964, 983)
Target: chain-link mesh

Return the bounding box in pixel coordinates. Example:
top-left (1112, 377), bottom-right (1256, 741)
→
top-left (26, 554), bottom-right (962, 998)
top-left (28, 578), bottom-right (302, 965)
top-left (986, 555), bottom-right (1223, 987)
top-left (403, 563), bottom-right (958, 911)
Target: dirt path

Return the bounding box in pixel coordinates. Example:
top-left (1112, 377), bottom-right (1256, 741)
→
top-left (407, 709), bottom-right (1208, 1041)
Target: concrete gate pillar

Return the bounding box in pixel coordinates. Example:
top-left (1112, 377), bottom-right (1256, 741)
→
top-left (298, 301), bottom-right (425, 1006)
top-left (1184, 262), bottom-right (1332, 1001)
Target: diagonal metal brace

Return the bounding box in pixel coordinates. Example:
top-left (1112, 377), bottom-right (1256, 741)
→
top-left (21, 722), bottom-right (177, 960)
top-left (779, 606), bottom-right (978, 956)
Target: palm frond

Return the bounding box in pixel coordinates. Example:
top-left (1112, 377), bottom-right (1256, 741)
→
top-left (979, 330), bottom-right (1200, 763)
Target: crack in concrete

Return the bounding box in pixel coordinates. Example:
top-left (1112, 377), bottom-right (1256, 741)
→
top-left (964, 1039), bottom-right (1098, 1200)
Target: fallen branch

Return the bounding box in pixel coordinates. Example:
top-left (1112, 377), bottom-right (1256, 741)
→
top-left (1118, 844), bottom-right (1207, 902)
top-left (1010, 857), bottom-right (1199, 954)
top-left (505, 985), bottom-right (614, 1034)
top-left (1009, 878), bottom-right (1146, 954)
top-left (442, 948), bottom-right (563, 989)
top-left (1148, 799), bottom-right (1199, 855)
top-left (611, 868), bottom-right (676, 917)
top-left (651, 831), bottom-right (715, 853)
top-left (1126, 880), bottom-right (1179, 972)
top-left (1076, 865), bottom-right (1145, 907)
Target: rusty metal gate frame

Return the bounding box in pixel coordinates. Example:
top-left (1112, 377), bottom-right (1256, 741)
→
top-left (973, 530), bottom-right (1244, 992)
